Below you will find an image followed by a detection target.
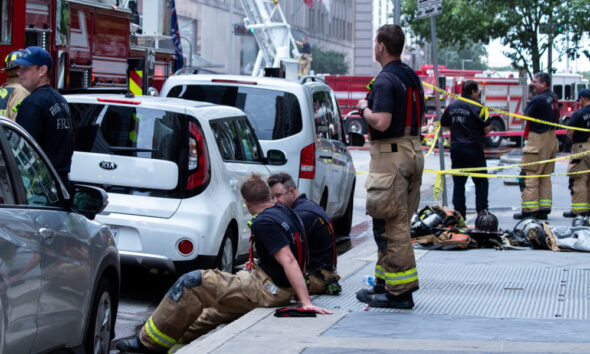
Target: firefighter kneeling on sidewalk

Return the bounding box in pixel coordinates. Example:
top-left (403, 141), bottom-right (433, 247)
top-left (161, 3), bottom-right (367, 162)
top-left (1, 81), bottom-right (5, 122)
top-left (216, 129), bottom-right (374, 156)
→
top-left (116, 173), bottom-right (331, 353)
top-left (564, 88), bottom-right (590, 217)
top-left (268, 172), bottom-right (341, 295)
top-left (514, 72), bottom-right (559, 220)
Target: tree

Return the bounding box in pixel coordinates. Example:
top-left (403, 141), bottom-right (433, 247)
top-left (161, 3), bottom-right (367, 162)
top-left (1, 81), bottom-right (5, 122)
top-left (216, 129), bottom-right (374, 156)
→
top-left (438, 41), bottom-right (488, 70)
top-left (310, 47), bottom-right (348, 75)
top-left (401, 0), bottom-right (590, 78)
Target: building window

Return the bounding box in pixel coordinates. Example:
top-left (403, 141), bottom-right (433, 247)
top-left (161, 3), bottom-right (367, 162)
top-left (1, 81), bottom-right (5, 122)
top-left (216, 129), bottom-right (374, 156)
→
top-left (1, 0), bottom-right (13, 44)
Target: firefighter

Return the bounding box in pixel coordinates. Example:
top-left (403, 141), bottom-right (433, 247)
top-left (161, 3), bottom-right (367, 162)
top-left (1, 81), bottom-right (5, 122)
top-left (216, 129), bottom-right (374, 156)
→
top-left (267, 172), bottom-right (341, 295)
top-left (563, 88), bottom-right (590, 217)
top-left (0, 50), bottom-right (29, 120)
top-left (116, 174), bottom-right (331, 353)
top-left (513, 72), bottom-right (559, 220)
top-left (440, 80), bottom-right (492, 219)
top-left (354, 24), bottom-right (424, 309)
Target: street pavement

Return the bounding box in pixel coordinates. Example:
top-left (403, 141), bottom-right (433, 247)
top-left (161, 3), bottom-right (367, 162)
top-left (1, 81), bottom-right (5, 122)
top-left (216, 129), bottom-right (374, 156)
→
top-left (172, 148), bottom-right (589, 353)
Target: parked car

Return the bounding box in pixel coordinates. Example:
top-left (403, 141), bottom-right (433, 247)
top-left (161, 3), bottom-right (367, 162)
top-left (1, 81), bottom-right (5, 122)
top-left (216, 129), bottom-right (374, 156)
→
top-left (161, 74), bottom-right (365, 236)
top-left (65, 94), bottom-right (287, 274)
top-left (0, 117), bottom-right (118, 354)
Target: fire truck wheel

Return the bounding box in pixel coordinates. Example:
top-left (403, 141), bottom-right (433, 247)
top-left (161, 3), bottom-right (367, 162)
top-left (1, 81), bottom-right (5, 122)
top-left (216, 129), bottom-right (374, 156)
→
top-left (345, 118), bottom-right (368, 135)
top-left (485, 119), bottom-right (504, 148)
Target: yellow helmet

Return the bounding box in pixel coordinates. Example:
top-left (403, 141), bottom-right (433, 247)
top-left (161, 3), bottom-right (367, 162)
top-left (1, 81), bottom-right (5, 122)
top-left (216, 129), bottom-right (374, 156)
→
top-left (4, 49), bottom-right (24, 70)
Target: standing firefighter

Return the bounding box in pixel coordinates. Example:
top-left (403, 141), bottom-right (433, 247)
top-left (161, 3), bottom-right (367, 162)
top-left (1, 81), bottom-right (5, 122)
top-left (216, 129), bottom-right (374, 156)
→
top-left (441, 80), bottom-right (492, 219)
top-left (355, 24), bottom-right (424, 309)
top-left (514, 72), bottom-right (559, 220)
top-left (564, 88), bottom-right (590, 217)
top-left (0, 50), bottom-right (29, 120)
top-left (116, 173), bottom-right (331, 353)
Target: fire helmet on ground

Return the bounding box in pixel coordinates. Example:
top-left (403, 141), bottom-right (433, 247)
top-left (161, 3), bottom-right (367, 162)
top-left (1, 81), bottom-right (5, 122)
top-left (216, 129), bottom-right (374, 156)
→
top-left (474, 210), bottom-right (499, 232)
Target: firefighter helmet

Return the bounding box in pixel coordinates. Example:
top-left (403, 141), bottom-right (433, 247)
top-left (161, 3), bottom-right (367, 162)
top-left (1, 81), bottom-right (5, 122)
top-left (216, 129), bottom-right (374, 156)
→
top-left (572, 214), bottom-right (590, 227)
top-left (410, 206), bottom-right (444, 238)
top-left (474, 210), bottom-right (499, 232)
top-left (4, 50), bottom-right (23, 70)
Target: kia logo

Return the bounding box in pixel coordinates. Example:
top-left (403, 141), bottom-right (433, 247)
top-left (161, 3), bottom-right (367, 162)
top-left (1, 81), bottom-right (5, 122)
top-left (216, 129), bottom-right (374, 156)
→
top-left (99, 161), bottom-right (117, 170)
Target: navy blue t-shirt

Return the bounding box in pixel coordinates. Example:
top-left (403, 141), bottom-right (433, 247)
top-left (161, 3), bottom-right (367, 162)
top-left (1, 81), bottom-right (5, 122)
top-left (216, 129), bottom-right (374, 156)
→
top-left (567, 105), bottom-right (590, 143)
top-left (251, 204), bottom-right (307, 288)
top-left (441, 98), bottom-right (490, 147)
top-left (16, 85), bottom-right (73, 173)
top-left (524, 89), bottom-right (558, 134)
top-left (292, 194), bottom-right (336, 272)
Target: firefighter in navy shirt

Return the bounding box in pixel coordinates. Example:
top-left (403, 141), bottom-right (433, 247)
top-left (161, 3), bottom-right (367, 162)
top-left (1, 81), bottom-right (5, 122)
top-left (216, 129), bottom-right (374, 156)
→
top-left (564, 88), bottom-right (590, 217)
top-left (441, 80), bottom-right (492, 219)
top-left (117, 174), bottom-right (331, 353)
top-left (514, 72), bottom-right (559, 220)
top-left (268, 172), bottom-right (341, 295)
top-left (14, 46), bottom-right (73, 187)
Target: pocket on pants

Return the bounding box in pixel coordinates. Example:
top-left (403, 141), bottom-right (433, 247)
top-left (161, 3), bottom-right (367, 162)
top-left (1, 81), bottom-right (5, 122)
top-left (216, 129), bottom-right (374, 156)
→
top-left (521, 146), bottom-right (540, 172)
top-left (365, 172), bottom-right (398, 219)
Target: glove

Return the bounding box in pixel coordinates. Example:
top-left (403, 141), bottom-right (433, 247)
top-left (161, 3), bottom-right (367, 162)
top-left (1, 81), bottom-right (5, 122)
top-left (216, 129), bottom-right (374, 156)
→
top-left (274, 307), bottom-right (317, 318)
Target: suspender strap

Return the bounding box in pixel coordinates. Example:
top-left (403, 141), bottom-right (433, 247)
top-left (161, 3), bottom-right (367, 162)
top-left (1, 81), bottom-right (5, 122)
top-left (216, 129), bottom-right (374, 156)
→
top-left (381, 63), bottom-right (424, 136)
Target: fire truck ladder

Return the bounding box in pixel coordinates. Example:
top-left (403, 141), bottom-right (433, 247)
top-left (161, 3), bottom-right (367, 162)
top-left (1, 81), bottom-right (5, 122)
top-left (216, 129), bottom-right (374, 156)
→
top-left (239, 0), bottom-right (300, 76)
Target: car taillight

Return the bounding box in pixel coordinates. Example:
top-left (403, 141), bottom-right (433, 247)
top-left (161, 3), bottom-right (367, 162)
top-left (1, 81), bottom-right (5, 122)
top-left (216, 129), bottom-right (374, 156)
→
top-left (177, 239), bottom-right (194, 255)
top-left (299, 143), bottom-right (315, 179)
top-left (187, 121), bottom-right (209, 190)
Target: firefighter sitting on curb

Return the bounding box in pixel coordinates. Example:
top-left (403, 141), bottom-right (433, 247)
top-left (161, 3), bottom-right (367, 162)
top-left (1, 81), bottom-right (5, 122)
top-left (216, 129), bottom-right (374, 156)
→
top-left (116, 173), bottom-right (331, 353)
top-left (513, 72), bottom-right (559, 220)
top-left (564, 88), bottom-right (590, 218)
top-left (268, 172), bottom-right (341, 295)
top-left (0, 50), bottom-right (29, 120)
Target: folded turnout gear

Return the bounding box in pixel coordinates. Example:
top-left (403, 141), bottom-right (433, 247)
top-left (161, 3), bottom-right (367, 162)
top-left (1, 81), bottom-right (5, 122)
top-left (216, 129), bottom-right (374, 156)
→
top-left (274, 307), bottom-right (317, 317)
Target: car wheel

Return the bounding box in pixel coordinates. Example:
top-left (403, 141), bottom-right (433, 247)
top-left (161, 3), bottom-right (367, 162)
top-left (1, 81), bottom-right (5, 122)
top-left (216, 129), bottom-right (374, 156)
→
top-left (485, 119), bottom-right (504, 148)
top-left (345, 118), bottom-right (367, 135)
top-left (85, 278), bottom-right (114, 354)
top-left (333, 183), bottom-right (354, 236)
top-left (216, 228), bottom-right (235, 273)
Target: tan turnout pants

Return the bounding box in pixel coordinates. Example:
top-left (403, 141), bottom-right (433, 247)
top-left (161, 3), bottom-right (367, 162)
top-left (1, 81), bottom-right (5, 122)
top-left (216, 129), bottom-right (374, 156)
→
top-left (306, 268), bottom-right (340, 295)
top-left (520, 130), bottom-right (559, 212)
top-left (568, 142), bottom-right (590, 215)
top-left (365, 130), bottom-right (424, 296)
top-left (139, 266), bottom-right (293, 351)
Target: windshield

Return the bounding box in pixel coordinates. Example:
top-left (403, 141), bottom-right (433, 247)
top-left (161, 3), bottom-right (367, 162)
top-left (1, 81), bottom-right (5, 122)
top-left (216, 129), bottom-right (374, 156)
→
top-left (167, 84), bottom-right (302, 140)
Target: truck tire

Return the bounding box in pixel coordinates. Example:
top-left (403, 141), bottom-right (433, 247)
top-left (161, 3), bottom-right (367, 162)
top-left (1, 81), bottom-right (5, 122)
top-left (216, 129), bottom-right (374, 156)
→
top-left (485, 119), bottom-right (504, 148)
top-left (345, 118), bottom-right (368, 135)
top-left (333, 182), bottom-right (354, 236)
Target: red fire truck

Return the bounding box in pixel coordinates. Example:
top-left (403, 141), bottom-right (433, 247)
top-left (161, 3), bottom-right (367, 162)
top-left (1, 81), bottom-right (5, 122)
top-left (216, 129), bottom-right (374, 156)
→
top-left (0, 0), bottom-right (175, 94)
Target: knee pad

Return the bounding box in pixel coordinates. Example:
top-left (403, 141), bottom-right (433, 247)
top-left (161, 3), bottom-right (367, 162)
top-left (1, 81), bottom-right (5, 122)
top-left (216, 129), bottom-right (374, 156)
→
top-left (518, 171), bottom-right (526, 192)
top-left (167, 270), bottom-right (203, 302)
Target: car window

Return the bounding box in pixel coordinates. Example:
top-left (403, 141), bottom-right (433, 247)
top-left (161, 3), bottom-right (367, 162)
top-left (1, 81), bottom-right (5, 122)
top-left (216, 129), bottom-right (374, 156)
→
top-left (313, 91), bottom-right (341, 141)
top-left (234, 118), bottom-right (262, 162)
top-left (211, 118), bottom-right (262, 162)
top-left (211, 120), bottom-right (239, 161)
top-left (553, 84), bottom-right (562, 100)
top-left (0, 143), bottom-right (15, 204)
top-left (167, 84), bottom-right (302, 140)
top-left (3, 127), bottom-right (60, 206)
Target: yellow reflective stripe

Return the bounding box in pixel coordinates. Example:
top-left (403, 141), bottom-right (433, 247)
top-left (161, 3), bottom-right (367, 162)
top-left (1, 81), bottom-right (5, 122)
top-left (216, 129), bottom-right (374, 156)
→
top-left (0, 109), bottom-right (5, 116)
top-left (376, 265), bottom-right (418, 285)
top-left (539, 199), bottom-right (552, 206)
top-left (375, 265), bottom-right (385, 280)
top-left (522, 201), bottom-right (539, 206)
top-left (144, 316), bottom-right (176, 349)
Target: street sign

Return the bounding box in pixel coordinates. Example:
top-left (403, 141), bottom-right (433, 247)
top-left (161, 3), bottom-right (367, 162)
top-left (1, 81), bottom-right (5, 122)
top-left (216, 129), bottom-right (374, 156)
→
top-left (416, 0), bottom-right (442, 19)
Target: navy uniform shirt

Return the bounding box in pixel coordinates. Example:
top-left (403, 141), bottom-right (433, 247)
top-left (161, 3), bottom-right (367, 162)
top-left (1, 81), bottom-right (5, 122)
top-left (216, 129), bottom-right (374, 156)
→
top-left (567, 105), bottom-right (590, 143)
top-left (251, 204), bottom-right (307, 288)
top-left (441, 97), bottom-right (490, 147)
top-left (16, 85), bottom-right (73, 173)
top-left (524, 89), bottom-right (558, 134)
top-left (292, 194), bottom-right (336, 272)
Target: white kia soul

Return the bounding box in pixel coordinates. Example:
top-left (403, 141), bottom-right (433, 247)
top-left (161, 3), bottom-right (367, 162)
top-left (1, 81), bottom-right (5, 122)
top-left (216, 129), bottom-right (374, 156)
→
top-left (66, 94), bottom-right (286, 273)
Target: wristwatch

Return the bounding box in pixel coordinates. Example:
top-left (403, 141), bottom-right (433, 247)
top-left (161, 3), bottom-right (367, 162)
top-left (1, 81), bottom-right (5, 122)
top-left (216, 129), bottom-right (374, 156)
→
top-left (358, 105), bottom-right (368, 118)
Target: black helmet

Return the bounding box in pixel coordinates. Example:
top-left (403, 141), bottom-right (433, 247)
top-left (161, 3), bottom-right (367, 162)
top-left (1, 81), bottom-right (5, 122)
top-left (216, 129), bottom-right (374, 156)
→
top-left (4, 49), bottom-right (23, 70)
top-left (474, 210), bottom-right (499, 232)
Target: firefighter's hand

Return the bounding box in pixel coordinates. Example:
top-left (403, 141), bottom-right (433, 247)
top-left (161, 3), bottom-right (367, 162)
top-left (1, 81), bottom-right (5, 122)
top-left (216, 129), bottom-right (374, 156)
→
top-left (357, 100), bottom-right (368, 109)
top-left (300, 303), bottom-right (333, 315)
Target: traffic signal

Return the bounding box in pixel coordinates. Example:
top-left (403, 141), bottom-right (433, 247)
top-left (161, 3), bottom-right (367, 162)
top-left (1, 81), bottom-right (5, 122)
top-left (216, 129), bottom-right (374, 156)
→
top-left (233, 24), bottom-right (253, 36)
top-left (556, 25), bottom-right (564, 33)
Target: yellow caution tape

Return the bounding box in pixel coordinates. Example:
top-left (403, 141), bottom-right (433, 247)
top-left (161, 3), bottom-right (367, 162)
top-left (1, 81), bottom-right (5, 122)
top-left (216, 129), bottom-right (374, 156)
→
top-left (422, 81), bottom-right (590, 133)
top-left (424, 121), bottom-right (441, 159)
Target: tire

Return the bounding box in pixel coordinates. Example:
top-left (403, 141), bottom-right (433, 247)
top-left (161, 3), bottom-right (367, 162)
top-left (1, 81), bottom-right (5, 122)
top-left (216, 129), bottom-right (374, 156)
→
top-left (216, 228), bottom-right (235, 273)
top-left (344, 118), bottom-right (368, 135)
top-left (333, 183), bottom-right (354, 236)
top-left (485, 119), bottom-right (504, 148)
top-left (84, 278), bottom-right (114, 354)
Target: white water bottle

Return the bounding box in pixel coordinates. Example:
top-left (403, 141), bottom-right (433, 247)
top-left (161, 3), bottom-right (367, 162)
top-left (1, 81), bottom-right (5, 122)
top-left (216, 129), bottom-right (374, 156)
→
top-left (362, 275), bottom-right (375, 286)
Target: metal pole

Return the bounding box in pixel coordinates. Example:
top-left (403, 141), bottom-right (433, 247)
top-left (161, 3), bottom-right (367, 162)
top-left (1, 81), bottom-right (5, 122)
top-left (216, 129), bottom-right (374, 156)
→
top-left (180, 36), bottom-right (192, 68)
top-left (394, 0), bottom-right (401, 25)
top-left (430, 16), bottom-right (447, 206)
top-left (228, 0), bottom-right (234, 74)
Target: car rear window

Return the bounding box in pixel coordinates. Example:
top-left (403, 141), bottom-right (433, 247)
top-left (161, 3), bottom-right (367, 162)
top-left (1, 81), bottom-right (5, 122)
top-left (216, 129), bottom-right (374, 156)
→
top-left (167, 84), bottom-right (302, 140)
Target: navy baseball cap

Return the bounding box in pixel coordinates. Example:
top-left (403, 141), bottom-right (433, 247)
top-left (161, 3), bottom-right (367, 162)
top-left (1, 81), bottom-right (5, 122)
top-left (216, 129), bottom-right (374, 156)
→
top-left (12, 46), bottom-right (52, 69)
top-left (578, 88), bottom-right (590, 100)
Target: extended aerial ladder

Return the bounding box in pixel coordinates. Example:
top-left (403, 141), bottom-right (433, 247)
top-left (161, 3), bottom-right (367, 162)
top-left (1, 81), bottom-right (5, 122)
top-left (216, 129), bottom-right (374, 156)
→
top-left (239, 0), bottom-right (300, 77)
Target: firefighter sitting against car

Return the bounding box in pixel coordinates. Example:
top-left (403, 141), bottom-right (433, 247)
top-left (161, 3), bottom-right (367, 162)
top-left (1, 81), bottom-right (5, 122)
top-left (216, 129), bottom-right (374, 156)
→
top-left (268, 172), bottom-right (341, 295)
top-left (514, 72), bottom-right (559, 220)
top-left (116, 173), bottom-right (331, 353)
top-left (563, 88), bottom-right (590, 218)
top-left (0, 50), bottom-right (29, 120)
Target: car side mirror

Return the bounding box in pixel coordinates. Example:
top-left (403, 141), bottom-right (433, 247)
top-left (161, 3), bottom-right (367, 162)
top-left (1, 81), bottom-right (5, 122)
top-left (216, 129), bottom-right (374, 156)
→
top-left (70, 184), bottom-right (109, 220)
top-left (347, 132), bottom-right (365, 147)
top-left (265, 149), bottom-right (287, 165)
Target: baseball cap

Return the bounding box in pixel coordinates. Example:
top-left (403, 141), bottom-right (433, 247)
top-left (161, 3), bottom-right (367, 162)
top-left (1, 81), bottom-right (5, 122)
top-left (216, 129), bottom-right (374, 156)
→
top-left (578, 88), bottom-right (590, 100)
top-left (12, 46), bottom-right (52, 69)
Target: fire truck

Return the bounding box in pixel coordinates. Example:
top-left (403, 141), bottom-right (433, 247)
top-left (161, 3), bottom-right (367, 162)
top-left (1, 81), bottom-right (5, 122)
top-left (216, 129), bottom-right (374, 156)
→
top-left (0, 0), bottom-right (176, 94)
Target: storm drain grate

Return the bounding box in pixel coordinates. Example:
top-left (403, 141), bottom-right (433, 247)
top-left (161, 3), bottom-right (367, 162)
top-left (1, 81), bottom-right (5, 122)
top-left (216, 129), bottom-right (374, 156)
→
top-left (312, 253), bottom-right (590, 320)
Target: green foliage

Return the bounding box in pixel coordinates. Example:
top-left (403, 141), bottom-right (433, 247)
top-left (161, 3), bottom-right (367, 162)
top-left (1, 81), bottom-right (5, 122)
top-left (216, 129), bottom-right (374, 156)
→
top-left (310, 47), bottom-right (348, 75)
top-left (438, 41), bottom-right (488, 70)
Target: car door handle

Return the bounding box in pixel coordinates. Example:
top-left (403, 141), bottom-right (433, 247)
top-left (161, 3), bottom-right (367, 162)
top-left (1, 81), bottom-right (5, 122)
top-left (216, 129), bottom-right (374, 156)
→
top-left (39, 228), bottom-right (55, 240)
top-left (319, 155), bottom-right (332, 160)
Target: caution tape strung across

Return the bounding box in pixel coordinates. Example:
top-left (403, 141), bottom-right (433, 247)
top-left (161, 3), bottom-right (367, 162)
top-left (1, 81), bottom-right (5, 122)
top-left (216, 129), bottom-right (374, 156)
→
top-left (424, 121), bottom-right (441, 159)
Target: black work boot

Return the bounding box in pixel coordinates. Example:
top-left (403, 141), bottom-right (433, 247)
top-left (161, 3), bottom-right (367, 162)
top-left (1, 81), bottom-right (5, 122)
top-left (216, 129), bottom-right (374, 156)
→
top-left (563, 210), bottom-right (577, 218)
top-left (116, 336), bottom-right (164, 353)
top-left (367, 292), bottom-right (414, 309)
top-left (536, 209), bottom-right (550, 220)
top-left (513, 210), bottom-right (537, 220)
top-left (356, 283), bottom-right (385, 303)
